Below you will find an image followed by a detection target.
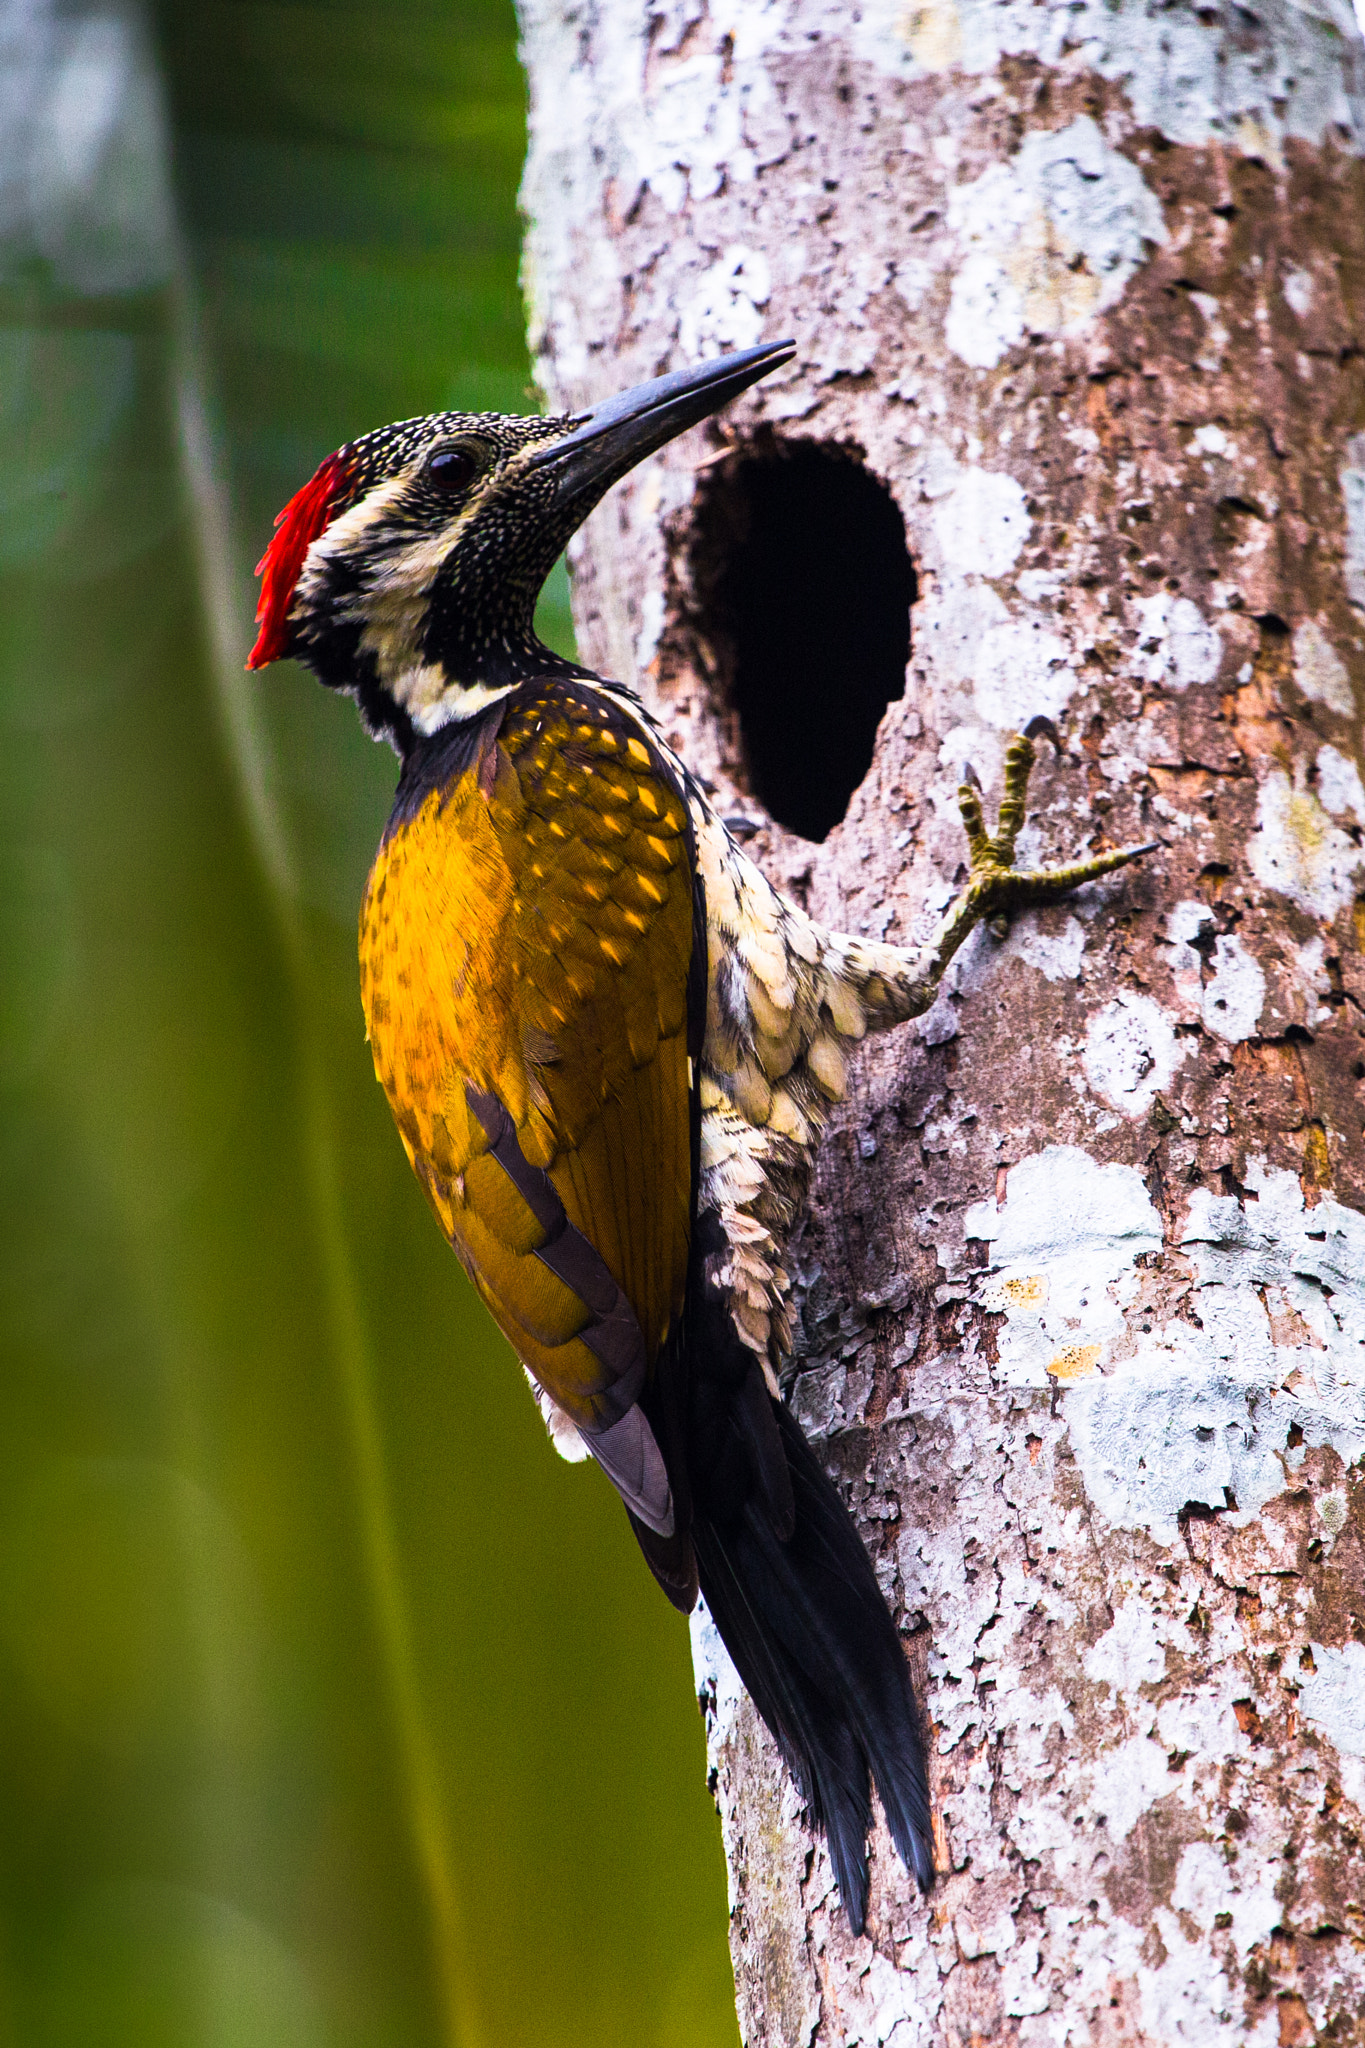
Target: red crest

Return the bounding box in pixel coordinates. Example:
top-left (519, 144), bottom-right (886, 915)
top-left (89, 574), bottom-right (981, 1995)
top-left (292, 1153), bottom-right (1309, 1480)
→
top-left (246, 450), bottom-right (350, 670)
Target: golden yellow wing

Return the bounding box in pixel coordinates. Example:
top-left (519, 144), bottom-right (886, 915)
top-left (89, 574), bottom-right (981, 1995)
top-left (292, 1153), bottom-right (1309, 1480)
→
top-left (358, 681), bottom-right (696, 1528)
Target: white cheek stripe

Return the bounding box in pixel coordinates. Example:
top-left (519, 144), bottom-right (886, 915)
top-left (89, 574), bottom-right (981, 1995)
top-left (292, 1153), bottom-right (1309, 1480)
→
top-left (314, 470), bottom-right (412, 553)
top-left (291, 459), bottom-right (519, 733)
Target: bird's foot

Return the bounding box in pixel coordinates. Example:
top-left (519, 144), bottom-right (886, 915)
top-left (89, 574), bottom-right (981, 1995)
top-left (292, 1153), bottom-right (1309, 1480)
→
top-left (844, 720), bottom-right (1155, 1031)
top-left (953, 718), bottom-right (1155, 933)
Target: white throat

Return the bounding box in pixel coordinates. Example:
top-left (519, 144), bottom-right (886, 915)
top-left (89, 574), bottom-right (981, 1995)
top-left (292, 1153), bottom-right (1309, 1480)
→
top-left (398, 670), bottom-right (517, 736)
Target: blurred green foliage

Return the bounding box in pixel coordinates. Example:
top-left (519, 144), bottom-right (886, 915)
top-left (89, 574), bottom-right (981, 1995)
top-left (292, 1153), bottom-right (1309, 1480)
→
top-left (0, 3), bottom-right (736, 2043)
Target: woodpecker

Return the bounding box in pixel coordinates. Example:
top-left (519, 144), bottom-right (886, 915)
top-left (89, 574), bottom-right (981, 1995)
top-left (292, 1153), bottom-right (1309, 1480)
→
top-left (249, 342), bottom-right (1151, 1930)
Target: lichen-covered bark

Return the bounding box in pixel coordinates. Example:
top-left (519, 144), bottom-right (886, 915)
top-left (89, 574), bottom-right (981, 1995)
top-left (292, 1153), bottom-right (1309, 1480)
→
top-left (517, 2), bottom-right (1365, 2039)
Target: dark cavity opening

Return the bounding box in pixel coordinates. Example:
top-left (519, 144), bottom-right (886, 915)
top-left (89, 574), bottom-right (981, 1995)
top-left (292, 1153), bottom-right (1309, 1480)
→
top-left (689, 443), bottom-right (915, 842)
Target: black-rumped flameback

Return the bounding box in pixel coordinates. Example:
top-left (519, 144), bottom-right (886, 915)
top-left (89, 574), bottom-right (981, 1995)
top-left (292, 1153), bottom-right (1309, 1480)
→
top-left (249, 343), bottom-right (1151, 1928)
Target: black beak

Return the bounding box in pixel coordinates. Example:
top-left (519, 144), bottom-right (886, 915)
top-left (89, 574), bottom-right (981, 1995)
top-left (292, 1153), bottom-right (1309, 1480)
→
top-left (527, 340), bottom-right (795, 504)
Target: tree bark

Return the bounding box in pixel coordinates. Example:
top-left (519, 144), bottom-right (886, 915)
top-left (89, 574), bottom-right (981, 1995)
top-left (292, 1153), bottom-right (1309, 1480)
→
top-left (516, 3), bottom-right (1365, 2040)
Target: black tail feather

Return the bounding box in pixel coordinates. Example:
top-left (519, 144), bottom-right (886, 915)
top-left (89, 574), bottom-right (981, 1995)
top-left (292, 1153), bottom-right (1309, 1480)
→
top-left (693, 1505), bottom-right (876, 1928)
top-left (691, 1394), bottom-right (935, 1930)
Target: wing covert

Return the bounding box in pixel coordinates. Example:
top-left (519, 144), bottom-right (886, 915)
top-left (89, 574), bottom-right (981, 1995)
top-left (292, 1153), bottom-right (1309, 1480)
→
top-left (358, 681), bottom-right (696, 1508)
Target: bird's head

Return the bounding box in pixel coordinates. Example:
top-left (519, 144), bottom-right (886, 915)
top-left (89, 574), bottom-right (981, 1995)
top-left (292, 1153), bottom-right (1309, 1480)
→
top-left (247, 340), bottom-right (794, 755)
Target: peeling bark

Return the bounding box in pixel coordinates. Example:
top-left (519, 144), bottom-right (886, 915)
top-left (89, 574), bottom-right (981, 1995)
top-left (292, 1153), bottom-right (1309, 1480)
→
top-left (517, 2), bottom-right (1365, 2039)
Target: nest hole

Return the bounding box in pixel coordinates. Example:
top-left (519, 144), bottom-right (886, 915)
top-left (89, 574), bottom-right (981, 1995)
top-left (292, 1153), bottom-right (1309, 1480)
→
top-left (688, 442), bottom-right (915, 842)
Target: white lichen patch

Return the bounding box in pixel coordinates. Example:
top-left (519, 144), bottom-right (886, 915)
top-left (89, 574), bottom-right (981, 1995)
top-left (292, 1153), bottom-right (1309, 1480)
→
top-left (1293, 617), bottom-right (1356, 716)
top-left (1299, 1640), bottom-right (1365, 1758)
top-left (1063, 1365), bottom-right (1298, 1546)
top-left (1342, 433), bottom-right (1365, 612)
top-left (1192, 422), bottom-right (1234, 458)
top-left (963, 1146), bottom-right (1161, 1387)
top-left (1283, 266), bottom-right (1316, 319)
top-left (1153, 1679), bottom-right (1260, 1776)
top-left (1316, 742), bottom-right (1365, 823)
top-left (1171, 1839), bottom-right (1280, 1960)
top-left (1140, 1906), bottom-right (1281, 2048)
top-left (1161, 902), bottom-right (1265, 1042)
top-left (1133, 591), bottom-right (1224, 690)
top-left (932, 465), bottom-right (1030, 578)
top-left (1249, 765), bottom-right (1365, 919)
top-left (971, 614), bottom-right (1078, 730)
top-left (945, 118), bottom-right (1166, 369)
top-left (1066, 1188), bottom-right (1364, 1536)
top-left (1190, 293), bottom-right (1233, 371)
top-left (1201, 933), bottom-right (1266, 1043)
top-left (632, 47), bottom-right (756, 213)
top-left (787, 1353), bottom-right (874, 1440)
top-left (1083, 1595), bottom-right (1168, 1698)
top-left (919, 578), bottom-right (1080, 732)
top-left (1010, 910), bottom-right (1086, 984)
top-left (678, 244), bottom-right (771, 356)
top-left (1164, 898), bottom-right (1215, 1019)
top-left (1083, 991), bottom-right (1186, 1116)
top-left (1087, 1733), bottom-right (1173, 1841)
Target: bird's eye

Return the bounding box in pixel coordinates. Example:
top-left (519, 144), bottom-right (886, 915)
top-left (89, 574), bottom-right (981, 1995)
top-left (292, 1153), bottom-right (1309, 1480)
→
top-left (426, 444), bottom-right (482, 493)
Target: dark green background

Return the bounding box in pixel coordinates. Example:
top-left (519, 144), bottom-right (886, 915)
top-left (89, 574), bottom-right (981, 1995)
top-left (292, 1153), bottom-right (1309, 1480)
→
top-left (0, 3), bottom-right (737, 2041)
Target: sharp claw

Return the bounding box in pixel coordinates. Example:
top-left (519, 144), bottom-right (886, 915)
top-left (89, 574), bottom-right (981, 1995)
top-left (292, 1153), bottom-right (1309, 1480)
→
top-left (931, 811), bottom-right (1155, 1007)
top-left (960, 760), bottom-right (982, 791)
top-left (1023, 715), bottom-right (1060, 750)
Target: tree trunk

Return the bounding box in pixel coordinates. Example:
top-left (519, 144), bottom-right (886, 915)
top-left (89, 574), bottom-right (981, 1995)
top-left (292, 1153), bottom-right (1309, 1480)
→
top-left (516, 3), bottom-right (1365, 2040)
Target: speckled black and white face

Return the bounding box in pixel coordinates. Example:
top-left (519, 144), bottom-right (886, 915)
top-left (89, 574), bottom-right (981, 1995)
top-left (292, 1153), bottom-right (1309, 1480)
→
top-left (255, 407), bottom-right (588, 754)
